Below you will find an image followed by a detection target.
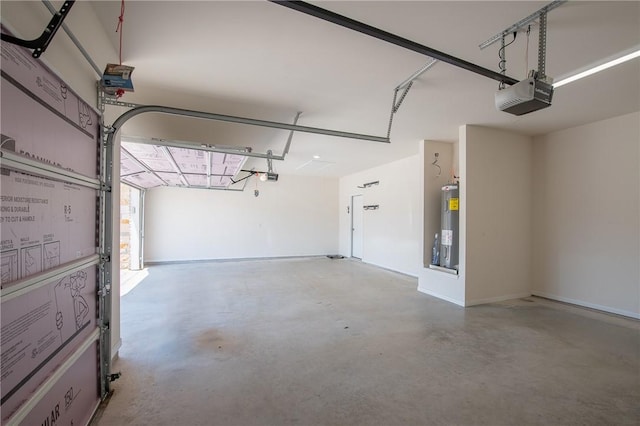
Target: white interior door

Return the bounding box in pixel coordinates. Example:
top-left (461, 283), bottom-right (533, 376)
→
top-left (351, 195), bottom-right (363, 259)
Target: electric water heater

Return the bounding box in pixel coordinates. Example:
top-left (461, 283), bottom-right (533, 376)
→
top-left (439, 184), bottom-right (459, 270)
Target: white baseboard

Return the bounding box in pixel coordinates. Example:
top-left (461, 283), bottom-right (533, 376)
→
top-left (532, 291), bottom-right (640, 319)
top-left (361, 260), bottom-right (418, 278)
top-left (417, 286), bottom-right (465, 307)
top-left (465, 292), bottom-right (532, 307)
top-left (111, 338), bottom-right (122, 362)
top-left (144, 254), bottom-right (327, 265)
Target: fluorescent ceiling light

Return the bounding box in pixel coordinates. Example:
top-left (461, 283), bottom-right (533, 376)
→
top-left (553, 48), bottom-right (640, 88)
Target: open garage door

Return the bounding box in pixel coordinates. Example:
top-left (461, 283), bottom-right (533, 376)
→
top-left (1, 35), bottom-right (108, 425)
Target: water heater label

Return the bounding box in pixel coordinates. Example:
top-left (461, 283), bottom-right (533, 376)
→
top-left (442, 230), bottom-right (453, 246)
top-left (449, 198), bottom-right (459, 211)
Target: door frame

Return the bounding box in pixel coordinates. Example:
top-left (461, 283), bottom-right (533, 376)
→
top-left (127, 186), bottom-right (144, 271)
top-left (351, 194), bottom-right (363, 259)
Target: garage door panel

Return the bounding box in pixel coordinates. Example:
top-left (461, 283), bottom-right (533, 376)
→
top-left (0, 62), bottom-right (99, 178)
top-left (155, 172), bottom-right (183, 186)
top-left (0, 265), bottom-right (98, 422)
top-left (1, 170), bottom-right (97, 287)
top-left (1, 30), bottom-right (104, 426)
top-left (14, 340), bottom-right (100, 426)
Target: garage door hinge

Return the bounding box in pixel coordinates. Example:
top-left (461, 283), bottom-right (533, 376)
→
top-left (109, 372), bottom-right (122, 382)
top-left (100, 182), bottom-right (112, 192)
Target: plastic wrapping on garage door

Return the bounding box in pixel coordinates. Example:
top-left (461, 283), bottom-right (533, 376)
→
top-left (1, 30), bottom-right (105, 426)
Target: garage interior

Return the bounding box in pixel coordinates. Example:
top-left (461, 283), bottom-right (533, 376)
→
top-left (91, 258), bottom-right (638, 426)
top-left (1, 1), bottom-right (639, 425)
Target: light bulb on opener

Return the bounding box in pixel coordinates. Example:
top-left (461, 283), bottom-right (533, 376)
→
top-left (259, 173), bottom-right (268, 182)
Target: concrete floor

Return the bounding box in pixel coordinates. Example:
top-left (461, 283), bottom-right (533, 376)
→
top-left (93, 257), bottom-right (640, 426)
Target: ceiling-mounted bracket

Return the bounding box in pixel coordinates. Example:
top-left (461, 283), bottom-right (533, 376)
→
top-left (395, 59), bottom-right (439, 95)
top-left (1, 1), bottom-right (75, 58)
top-left (499, 35), bottom-right (507, 89)
top-left (230, 168), bottom-right (278, 185)
top-left (479, 0), bottom-right (566, 51)
top-left (357, 180), bottom-right (379, 189)
top-left (387, 58), bottom-right (438, 138)
top-left (230, 169), bottom-right (259, 185)
top-left (481, 0), bottom-right (563, 115)
top-left (479, 0), bottom-right (565, 82)
top-left (266, 150), bottom-right (274, 173)
top-left (538, 11), bottom-right (548, 80)
top-left (259, 150), bottom-right (279, 181)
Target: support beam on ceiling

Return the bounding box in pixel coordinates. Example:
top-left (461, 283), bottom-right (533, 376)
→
top-left (269, 1), bottom-right (519, 86)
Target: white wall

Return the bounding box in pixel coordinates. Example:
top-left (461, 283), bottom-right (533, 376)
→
top-left (532, 112), bottom-right (640, 318)
top-left (339, 155), bottom-right (422, 276)
top-left (418, 126), bottom-right (533, 307)
top-left (144, 175), bottom-right (338, 262)
top-left (463, 125), bottom-right (533, 305)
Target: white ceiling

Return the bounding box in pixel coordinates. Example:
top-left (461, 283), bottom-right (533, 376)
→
top-left (90, 1), bottom-right (640, 178)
